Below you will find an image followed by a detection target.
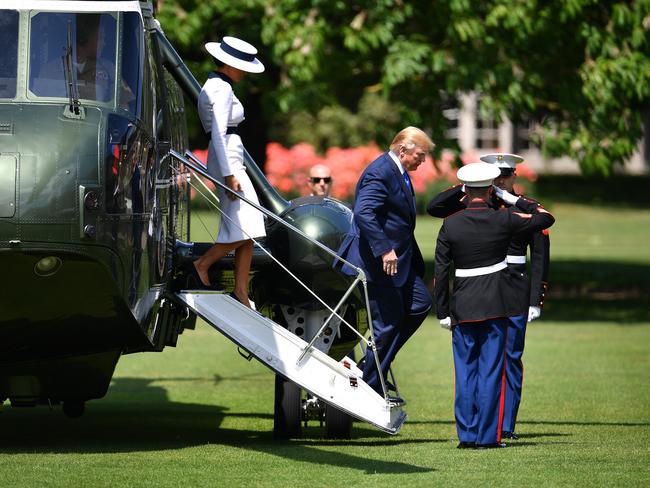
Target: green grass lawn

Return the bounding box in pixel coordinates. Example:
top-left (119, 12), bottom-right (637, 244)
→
top-left (1, 204), bottom-right (649, 487)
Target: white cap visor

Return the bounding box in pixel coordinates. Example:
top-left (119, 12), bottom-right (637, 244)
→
top-left (457, 162), bottom-right (501, 187)
top-left (479, 153), bottom-right (524, 169)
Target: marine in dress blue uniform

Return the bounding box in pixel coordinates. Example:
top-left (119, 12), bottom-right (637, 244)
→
top-left (427, 153), bottom-right (551, 439)
top-left (481, 153), bottom-right (551, 439)
top-left (433, 162), bottom-right (554, 448)
top-left (337, 127), bottom-right (434, 403)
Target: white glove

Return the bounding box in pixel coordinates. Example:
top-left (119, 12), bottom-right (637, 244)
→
top-left (493, 185), bottom-right (519, 205)
top-left (528, 306), bottom-right (541, 322)
top-left (440, 317), bottom-right (452, 331)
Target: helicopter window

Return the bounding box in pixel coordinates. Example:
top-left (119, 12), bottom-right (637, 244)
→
top-left (120, 12), bottom-right (143, 116)
top-left (29, 12), bottom-right (117, 103)
top-left (0, 10), bottom-right (19, 99)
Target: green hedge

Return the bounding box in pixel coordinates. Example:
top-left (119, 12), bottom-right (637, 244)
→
top-left (531, 174), bottom-right (650, 208)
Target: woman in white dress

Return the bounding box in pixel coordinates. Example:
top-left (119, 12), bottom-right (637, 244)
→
top-left (193, 36), bottom-right (266, 308)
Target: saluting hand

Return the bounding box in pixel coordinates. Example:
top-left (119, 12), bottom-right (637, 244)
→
top-left (492, 185), bottom-right (519, 205)
top-left (224, 175), bottom-right (242, 201)
top-left (382, 249), bottom-right (398, 276)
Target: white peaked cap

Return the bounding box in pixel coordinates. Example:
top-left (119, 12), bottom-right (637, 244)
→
top-left (479, 153), bottom-right (524, 169)
top-left (457, 162), bottom-right (501, 187)
top-left (205, 36), bottom-right (265, 73)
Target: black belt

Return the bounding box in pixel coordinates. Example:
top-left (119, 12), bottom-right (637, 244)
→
top-left (206, 126), bottom-right (239, 140)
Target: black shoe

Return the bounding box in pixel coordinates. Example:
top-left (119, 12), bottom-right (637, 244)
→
top-left (229, 291), bottom-right (254, 306)
top-left (187, 262), bottom-right (222, 291)
top-left (457, 441), bottom-right (476, 449)
top-left (387, 395), bottom-right (406, 407)
top-left (502, 431), bottom-right (519, 440)
top-left (228, 292), bottom-right (261, 314)
top-left (476, 442), bottom-right (507, 449)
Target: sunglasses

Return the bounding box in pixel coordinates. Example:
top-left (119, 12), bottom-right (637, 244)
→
top-left (311, 177), bottom-right (332, 184)
top-left (499, 169), bottom-right (516, 177)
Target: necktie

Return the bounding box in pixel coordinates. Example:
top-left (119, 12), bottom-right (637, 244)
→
top-left (403, 171), bottom-right (413, 194)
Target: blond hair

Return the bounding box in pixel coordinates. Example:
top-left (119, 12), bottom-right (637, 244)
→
top-left (389, 126), bottom-right (435, 153)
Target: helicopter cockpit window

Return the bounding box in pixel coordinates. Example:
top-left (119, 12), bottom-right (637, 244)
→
top-left (29, 12), bottom-right (117, 102)
top-left (0, 10), bottom-right (19, 99)
top-left (120, 12), bottom-right (143, 116)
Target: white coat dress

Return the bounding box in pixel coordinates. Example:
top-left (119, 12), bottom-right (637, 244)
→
top-left (197, 72), bottom-right (266, 243)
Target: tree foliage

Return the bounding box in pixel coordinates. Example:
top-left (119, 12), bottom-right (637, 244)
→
top-left (156, 0), bottom-right (650, 174)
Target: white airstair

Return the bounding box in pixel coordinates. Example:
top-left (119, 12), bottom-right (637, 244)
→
top-left (176, 291), bottom-right (407, 434)
top-left (171, 149), bottom-right (407, 436)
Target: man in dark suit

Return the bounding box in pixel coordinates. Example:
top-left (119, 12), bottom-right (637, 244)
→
top-left (337, 126), bottom-right (435, 404)
top-left (434, 162), bottom-right (555, 448)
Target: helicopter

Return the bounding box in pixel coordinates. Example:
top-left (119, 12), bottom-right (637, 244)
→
top-left (0, 0), bottom-right (405, 438)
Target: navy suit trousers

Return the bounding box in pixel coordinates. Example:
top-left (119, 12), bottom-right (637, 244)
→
top-left (362, 273), bottom-right (432, 394)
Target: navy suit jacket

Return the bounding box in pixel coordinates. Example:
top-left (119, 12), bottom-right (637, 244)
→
top-left (337, 152), bottom-right (425, 287)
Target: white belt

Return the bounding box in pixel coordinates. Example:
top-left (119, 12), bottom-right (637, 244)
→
top-left (506, 255), bottom-right (526, 264)
top-left (455, 259), bottom-right (507, 277)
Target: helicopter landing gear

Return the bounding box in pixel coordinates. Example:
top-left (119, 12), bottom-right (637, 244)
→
top-left (325, 403), bottom-right (352, 439)
top-left (272, 374), bottom-right (353, 440)
top-left (273, 375), bottom-right (302, 439)
top-left (62, 400), bottom-right (85, 418)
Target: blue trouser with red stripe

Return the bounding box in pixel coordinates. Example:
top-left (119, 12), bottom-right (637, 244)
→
top-left (453, 318), bottom-right (508, 445)
top-left (502, 314), bottom-right (527, 433)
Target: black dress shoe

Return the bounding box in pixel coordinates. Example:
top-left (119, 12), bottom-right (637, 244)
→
top-left (187, 262), bottom-right (222, 291)
top-left (229, 291), bottom-right (243, 303)
top-left (502, 431), bottom-right (519, 440)
top-left (476, 442), bottom-right (507, 449)
top-left (457, 441), bottom-right (476, 449)
top-left (385, 380), bottom-right (397, 393)
top-left (387, 395), bottom-right (406, 407)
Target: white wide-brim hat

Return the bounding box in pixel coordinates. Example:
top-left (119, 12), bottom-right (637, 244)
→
top-left (205, 36), bottom-right (265, 73)
top-left (457, 162), bottom-right (501, 187)
top-left (479, 152), bottom-right (524, 169)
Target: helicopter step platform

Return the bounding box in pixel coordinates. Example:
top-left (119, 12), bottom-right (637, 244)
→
top-left (175, 291), bottom-right (406, 434)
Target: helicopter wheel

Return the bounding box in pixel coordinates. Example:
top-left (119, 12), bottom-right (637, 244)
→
top-left (273, 375), bottom-right (302, 439)
top-left (325, 403), bottom-right (352, 439)
top-left (62, 400), bottom-right (85, 418)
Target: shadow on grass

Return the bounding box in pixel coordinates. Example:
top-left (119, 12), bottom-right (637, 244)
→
top-left (423, 259), bottom-right (650, 323)
top-left (0, 377), bottom-right (433, 474)
top-left (520, 420), bottom-right (650, 427)
top-left (514, 432), bottom-right (571, 439)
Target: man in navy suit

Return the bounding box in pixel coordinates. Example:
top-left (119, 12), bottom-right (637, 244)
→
top-left (337, 126), bottom-right (435, 404)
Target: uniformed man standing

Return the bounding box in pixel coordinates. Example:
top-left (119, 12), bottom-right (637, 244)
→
top-left (480, 153), bottom-right (550, 439)
top-left (427, 153), bottom-right (551, 440)
top-left (434, 162), bottom-right (554, 448)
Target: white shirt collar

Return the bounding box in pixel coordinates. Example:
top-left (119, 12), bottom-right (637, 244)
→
top-left (388, 150), bottom-right (405, 175)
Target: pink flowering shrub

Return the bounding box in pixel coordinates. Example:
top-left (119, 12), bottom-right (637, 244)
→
top-left (190, 143), bottom-right (537, 204)
top-left (265, 143), bottom-right (539, 200)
